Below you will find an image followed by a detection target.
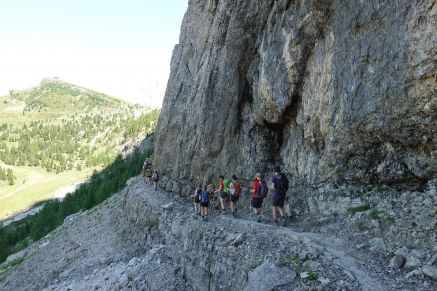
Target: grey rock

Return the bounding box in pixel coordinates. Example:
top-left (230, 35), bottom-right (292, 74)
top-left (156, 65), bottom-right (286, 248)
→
top-left (243, 261), bottom-right (296, 291)
top-left (303, 260), bottom-right (321, 270)
top-left (154, 0), bottom-right (436, 192)
top-left (410, 249), bottom-right (425, 260)
top-left (427, 253), bottom-right (437, 266)
top-left (405, 268), bottom-right (422, 278)
top-left (389, 255), bottom-right (405, 269)
top-left (120, 274), bottom-right (129, 286)
top-left (162, 202), bottom-right (174, 211)
top-left (405, 256), bottom-right (421, 269)
top-left (422, 265), bottom-right (437, 280)
top-left (300, 271), bottom-right (310, 279)
top-left (368, 238), bottom-right (386, 253)
top-left (233, 233), bottom-right (245, 247)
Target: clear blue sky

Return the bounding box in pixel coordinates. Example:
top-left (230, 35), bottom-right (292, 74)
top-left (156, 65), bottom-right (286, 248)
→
top-left (0, 0), bottom-right (188, 106)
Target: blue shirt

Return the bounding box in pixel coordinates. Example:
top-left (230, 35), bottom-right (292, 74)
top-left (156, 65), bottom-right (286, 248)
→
top-left (272, 174), bottom-right (286, 196)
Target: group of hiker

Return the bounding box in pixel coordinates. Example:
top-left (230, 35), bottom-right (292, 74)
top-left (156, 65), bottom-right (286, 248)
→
top-left (191, 165), bottom-right (290, 225)
top-left (141, 158), bottom-right (160, 190)
top-left (141, 158), bottom-right (290, 225)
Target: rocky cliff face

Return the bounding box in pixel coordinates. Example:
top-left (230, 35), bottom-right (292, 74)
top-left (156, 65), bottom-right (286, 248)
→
top-left (154, 0), bottom-right (436, 190)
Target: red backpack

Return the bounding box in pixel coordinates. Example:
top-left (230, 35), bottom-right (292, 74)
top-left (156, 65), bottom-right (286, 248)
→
top-left (233, 181), bottom-right (242, 196)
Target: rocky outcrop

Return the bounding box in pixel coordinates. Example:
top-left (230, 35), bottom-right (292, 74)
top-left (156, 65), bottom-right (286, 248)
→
top-left (154, 0), bottom-right (436, 189)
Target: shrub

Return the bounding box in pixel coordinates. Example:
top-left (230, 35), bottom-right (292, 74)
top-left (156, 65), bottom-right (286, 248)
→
top-left (347, 204), bottom-right (370, 215)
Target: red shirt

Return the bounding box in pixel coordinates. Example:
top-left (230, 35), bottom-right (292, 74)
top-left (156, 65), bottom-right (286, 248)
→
top-left (252, 180), bottom-right (261, 199)
top-left (218, 180), bottom-right (224, 190)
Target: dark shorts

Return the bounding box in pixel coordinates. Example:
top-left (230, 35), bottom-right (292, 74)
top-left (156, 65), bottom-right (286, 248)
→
top-left (251, 198), bottom-right (263, 209)
top-left (272, 194), bottom-right (285, 207)
top-left (230, 194), bottom-right (239, 202)
top-left (154, 179), bottom-right (159, 182)
top-left (194, 197), bottom-right (200, 203)
top-left (220, 191), bottom-right (228, 199)
top-left (200, 202), bottom-right (209, 208)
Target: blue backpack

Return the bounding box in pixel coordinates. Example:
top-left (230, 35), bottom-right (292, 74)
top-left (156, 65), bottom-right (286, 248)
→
top-left (200, 191), bottom-right (209, 204)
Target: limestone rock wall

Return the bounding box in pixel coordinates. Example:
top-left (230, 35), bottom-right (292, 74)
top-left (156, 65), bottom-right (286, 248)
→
top-left (154, 0), bottom-right (436, 189)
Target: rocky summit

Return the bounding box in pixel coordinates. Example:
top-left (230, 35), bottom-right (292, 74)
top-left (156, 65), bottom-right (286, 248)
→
top-left (154, 0), bottom-right (436, 190)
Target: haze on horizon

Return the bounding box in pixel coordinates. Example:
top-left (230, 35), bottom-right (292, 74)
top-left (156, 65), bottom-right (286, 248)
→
top-left (0, 0), bottom-right (188, 107)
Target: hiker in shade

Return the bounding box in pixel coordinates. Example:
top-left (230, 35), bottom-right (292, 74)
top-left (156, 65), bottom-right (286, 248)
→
top-left (250, 173), bottom-right (267, 222)
top-left (214, 175), bottom-right (227, 213)
top-left (228, 174), bottom-right (242, 217)
top-left (199, 187), bottom-right (210, 221)
top-left (152, 169), bottom-right (160, 190)
top-left (271, 165), bottom-right (290, 226)
top-left (191, 185), bottom-right (202, 215)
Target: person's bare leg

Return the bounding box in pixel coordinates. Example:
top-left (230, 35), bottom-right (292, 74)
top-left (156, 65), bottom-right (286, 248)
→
top-left (220, 197), bottom-right (227, 212)
top-left (272, 206), bottom-right (278, 220)
top-left (278, 207), bottom-right (285, 217)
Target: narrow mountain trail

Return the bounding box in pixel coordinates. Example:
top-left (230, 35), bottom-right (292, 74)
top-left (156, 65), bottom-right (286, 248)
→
top-left (0, 176), bottom-right (433, 291)
top-left (133, 177), bottom-right (405, 291)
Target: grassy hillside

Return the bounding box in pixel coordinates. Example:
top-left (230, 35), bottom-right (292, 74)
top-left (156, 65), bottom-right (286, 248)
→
top-left (0, 79), bottom-right (159, 220)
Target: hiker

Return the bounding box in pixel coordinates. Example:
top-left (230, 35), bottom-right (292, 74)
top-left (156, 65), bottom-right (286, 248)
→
top-left (191, 185), bottom-right (202, 215)
top-left (145, 167), bottom-right (153, 184)
top-left (206, 182), bottom-right (215, 203)
top-left (214, 175), bottom-right (227, 213)
top-left (250, 172), bottom-right (268, 221)
top-left (228, 174), bottom-right (242, 216)
top-left (152, 170), bottom-right (160, 190)
top-left (141, 160), bottom-right (148, 177)
top-left (222, 177), bottom-right (231, 213)
top-left (271, 165), bottom-right (290, 226)
top-left (145, 158), bottom-right (152, 169)
top-left (200, 187), bottom-right (210, 221)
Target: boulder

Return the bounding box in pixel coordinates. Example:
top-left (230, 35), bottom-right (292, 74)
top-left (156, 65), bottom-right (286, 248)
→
top-left (389, 255), bottom-right (405, 269)
top-left (243, 261), bottom-right (296, 291)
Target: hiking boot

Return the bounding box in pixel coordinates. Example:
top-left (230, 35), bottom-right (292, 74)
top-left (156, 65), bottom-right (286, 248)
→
top-left (256, 215), bottom-right (261, 222)
top-left (281, 217), bottom-right (287, 227)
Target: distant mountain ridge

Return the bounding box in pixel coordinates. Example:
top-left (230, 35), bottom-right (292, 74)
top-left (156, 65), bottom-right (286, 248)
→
top-left (0, 79), bottom-right (159, 221)
top-left (7, 78), bottom-right (133, 115)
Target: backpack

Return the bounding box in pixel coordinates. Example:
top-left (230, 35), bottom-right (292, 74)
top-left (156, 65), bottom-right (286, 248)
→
top-left (233, 181), bottom-right (242, 196)
top-left (152, 171), bottom-right (159, 180)
top-left (256, 180), bottom-right (268, 198)
top-left (276, 173), bottom-right (289, 193)
top-left (200, 191), bottom-right (209, 204)
top-left (146, 168), bottom-right (152, 177)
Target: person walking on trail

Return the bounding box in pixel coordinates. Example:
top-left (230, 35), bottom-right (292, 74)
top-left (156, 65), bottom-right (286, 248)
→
top-left (271, 165), bottom-right (290, 226)
top-left (206, 182), bottom-right (215, 204)
top-left (214, 175), bottom-right (227, 213)
top-left (145, 167), bottom-right (153, 185)
top-left (200, 188), bottom-right (210, 221)
top-left (152, 170), bottom-right (160, 190)
top-left (250, 173), bottom-right (267, 222)
top-left (228, 174), bottom-right (242, 217)
top-left (223, 177), bottom-right (231, 207)
top-left (192, 185), bottom-right (202, 215)
top-left (141, 159), bottom-right (149, 177)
